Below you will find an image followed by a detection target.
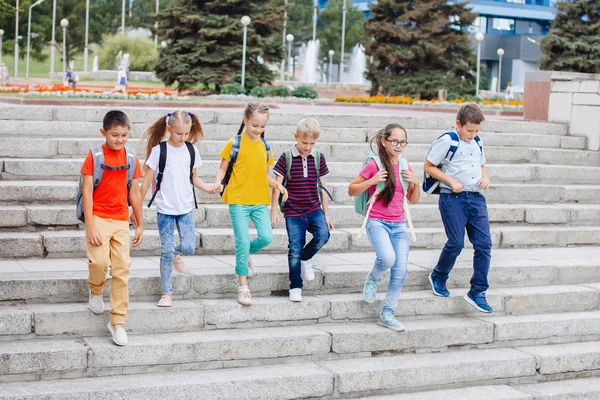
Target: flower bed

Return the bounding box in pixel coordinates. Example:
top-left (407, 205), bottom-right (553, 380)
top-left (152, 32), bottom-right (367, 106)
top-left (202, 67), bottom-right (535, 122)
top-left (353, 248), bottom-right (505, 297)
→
top-left (334, 95), bottom-right (523, 110)
top-left (0, 84), bottom-right (190, 101)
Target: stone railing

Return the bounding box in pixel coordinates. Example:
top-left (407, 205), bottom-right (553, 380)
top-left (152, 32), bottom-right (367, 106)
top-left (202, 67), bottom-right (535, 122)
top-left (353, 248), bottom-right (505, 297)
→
top-left (524, 71), bottom-right (600, 151)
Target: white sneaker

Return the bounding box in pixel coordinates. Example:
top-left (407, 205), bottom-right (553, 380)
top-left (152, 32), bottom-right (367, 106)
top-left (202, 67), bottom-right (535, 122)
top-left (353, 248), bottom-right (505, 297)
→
top-left (88, 290), bottom-right (104, 314)
top-left (247, 256), bottom-right (255, 277)
top-left (107, 322), bottom-right (128, 346)
top-left (289, 288), bottom-right (302, 302)
top-left (301, 260), bottom-right (315, 281)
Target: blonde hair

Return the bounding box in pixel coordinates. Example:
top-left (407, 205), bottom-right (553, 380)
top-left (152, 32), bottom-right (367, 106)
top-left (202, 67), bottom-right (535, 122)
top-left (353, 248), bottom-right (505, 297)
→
top-left (144, 111), bottom-right (204, 159)
top-left (296, 117), bottom-right (320, 139)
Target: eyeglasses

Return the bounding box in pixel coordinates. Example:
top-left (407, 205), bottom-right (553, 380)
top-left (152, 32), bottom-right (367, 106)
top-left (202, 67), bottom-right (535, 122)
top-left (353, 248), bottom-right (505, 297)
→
top-left (385, 139), bottom-right (408, 147)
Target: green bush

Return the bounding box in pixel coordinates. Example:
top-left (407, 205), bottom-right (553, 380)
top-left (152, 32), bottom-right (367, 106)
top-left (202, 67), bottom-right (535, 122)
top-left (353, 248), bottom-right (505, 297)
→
top-left (220, 83), bottom-right (246, 95)
top-left (267, 86), bottom-right (291, 97)
top-left (97, 34), bottom-right (158, 72)
top-left (292, 86), bottom-right (318, 99)
top-left (250, 86), bottom-right (268, 98)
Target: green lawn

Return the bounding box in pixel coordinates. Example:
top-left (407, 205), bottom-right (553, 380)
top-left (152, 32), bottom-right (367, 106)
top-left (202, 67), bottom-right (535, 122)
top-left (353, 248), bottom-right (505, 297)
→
top-left (1, 49), bottom-right (88, 79)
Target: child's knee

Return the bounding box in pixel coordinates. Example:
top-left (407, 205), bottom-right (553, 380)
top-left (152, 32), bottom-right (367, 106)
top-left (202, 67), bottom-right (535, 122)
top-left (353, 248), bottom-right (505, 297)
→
top-left (256, 230), bottom-right (273, 248)
top-left (376, 252), bottom-right (396, 269)
top-left (314, 228), bottom-right (330, 247)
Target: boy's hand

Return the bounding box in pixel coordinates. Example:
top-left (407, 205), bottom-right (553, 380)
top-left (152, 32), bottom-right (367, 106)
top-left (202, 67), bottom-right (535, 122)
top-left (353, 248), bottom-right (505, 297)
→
top-left (401, 169), bottom-right (419, 185)
top-left (129, 211), bottom-right (138, 226)
top-left (369, 170), bottom-right (388, 185)
top-left (132, 226), bottom-right (143, 247)
top-left (449, 178), bottom-right (464, 193)
top-left (477, 177), bottom-right (491, 191)
top-left (326, 215), bottom-right (334, 230)
top-left (86, 226), bottom-right (103, 247)
top-left (278, 184), bottom-right (288, 202)
top-left (270, 209), bottom-right (280, 229)
top-left (213, 182), bottom-right (223, 194)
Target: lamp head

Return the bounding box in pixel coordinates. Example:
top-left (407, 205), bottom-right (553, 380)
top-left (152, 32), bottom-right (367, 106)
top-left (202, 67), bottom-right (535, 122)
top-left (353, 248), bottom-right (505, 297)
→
top-left (160, 41), bottom-right (167, 49)
top-left (497, 48), bottom-right (505, 56)
top-left (60, 19), bottom-right (69, 28)
top-left (240, 16), bottom-right (251, 26)
top-left (0, 29), bottom-right (4, 36)
top-left (286, 34), bottom-right (294, 42)
top-left (328, 50), bottom-right (334, 56)
top-left (475, 32), bottom-right (484, 42)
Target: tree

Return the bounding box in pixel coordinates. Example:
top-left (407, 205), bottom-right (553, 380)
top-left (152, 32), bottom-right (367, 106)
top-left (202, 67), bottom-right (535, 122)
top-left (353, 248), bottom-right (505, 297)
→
top-left (155, 0), bottom-right (284, 90)
top-left (364, 0), bottom-right (477, 99)
top-left (317, 0), bottom-right (366, 65)
top-left (128, 0), bottom-right (175, 31)
top-left (0, 0), bottom-right (15, 15)
top-left (540, 0), bottom-right (600, 73)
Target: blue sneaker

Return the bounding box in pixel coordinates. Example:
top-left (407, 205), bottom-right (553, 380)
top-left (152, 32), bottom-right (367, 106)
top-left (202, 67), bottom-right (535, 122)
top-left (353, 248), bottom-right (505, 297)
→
top-left (378, 312), bottom-right (406, 332)
top-left (362, 273), bottom-right (380, 303)
top-left (429, 273), bottom-right (450, 297)
top-left (464, 291), bottom-right (493, 313)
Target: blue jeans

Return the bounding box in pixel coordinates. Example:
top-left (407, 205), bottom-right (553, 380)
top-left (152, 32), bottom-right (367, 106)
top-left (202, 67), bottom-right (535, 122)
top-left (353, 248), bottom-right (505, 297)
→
top-left (432, 192), bottom-right (492, 295)
top-left (285, 208), bottom-right (331, 289)
top-left (366, 219), bottom-right (409, 314)
top-left (229, 204), bottom-right (273, 276)
top-left (157, 211), bottom-right (196, 294)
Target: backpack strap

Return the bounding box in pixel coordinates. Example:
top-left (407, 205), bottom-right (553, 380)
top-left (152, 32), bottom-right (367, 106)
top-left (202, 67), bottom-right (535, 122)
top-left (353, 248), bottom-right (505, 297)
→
top-left (185, 142), bottom-right (198, 209)
top-left (284, 149), bottom-right (292, 184)
top-left (90, 145), bottom-right (105, 190)
top-left (125, 146), bottom-right (136, 188)
top-left (261, 137), bottom-right (271, 165)
top-left (474, 135), bottom-right (483, 159)
top-left (230, 135), bottom-right (242, 165)
top-left (442, 131), bottom-right (460, 165)
top-left (422, 131), bottom-right (460, 195)
top-left (148, 141), bottom-right (167, 208)
top-left (314, 150), bottom-right (333, 202)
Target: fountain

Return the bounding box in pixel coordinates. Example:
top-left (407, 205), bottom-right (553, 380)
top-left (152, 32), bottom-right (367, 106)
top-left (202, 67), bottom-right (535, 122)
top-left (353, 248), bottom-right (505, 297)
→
top-left (301, 39), bottom-right (320, 84)
top-left (348, 44), bottom-right (367, 85)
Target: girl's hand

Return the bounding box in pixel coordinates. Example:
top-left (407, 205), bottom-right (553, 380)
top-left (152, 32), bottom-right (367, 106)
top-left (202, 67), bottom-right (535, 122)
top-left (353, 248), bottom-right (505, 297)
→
top-left (369, 170), bottom-right (388, 185)
top-left (213, 182), bottom-right (223, 194)
top-left (401, 169), bottom-right (420, 185)
top-left (326, 215), bottom-right (334, 230)
top-left (278, 184), bottom-right (288, 202)
top-left (270, 209), bottom-right (280, 229)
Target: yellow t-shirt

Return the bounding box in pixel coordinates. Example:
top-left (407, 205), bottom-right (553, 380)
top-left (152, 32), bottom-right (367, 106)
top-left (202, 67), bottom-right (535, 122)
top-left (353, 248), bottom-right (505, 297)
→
top-left (219, 133), bottom-right (274, 205)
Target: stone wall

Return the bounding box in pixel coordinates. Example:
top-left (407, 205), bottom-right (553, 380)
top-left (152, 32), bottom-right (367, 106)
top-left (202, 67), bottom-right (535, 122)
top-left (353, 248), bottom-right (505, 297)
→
top-left (525, 71), bottom-right (600, 151)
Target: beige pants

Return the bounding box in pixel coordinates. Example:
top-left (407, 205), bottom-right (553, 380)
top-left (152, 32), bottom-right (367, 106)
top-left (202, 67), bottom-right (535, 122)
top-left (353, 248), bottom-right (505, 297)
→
top-left (86, 215), bottom-right (131, 325)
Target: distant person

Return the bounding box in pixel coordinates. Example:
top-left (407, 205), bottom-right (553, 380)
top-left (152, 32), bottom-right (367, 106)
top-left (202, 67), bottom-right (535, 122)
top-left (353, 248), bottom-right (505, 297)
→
top-left (0, 63), bottom-right (9, 85)
top-left (115, 66), bottom-right (127, 91)
top-left (67, 67), bottom-right (79, 89)
top-left (505, 82), bottom-right (514, 101)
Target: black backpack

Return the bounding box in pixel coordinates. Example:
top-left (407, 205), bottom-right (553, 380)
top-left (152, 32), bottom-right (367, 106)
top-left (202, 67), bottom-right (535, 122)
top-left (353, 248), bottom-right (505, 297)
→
top-left (148, 141), bottom-right (198, 209)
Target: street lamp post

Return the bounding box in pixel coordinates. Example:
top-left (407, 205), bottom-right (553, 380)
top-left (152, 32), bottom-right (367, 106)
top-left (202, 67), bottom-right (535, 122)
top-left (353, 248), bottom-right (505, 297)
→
top-left (286, 34), bottom-right (294, 78)
top-left (129, 0), bottom-right (134, 18)
top-left (121, 0), bottom-right (126, 35)
top-left (339, 0), bottom-right (347, 82)
top-left (328, 50), bottom-right (334, 84)
top-left (0, 30), bottom-right (4, 65)
top-left (475, 32), bottom-right (484, 97)
top-left (60, 18), bottom-right (69, 75)
top-left (497, 48), bottom-right (504, 93)
top-left (280, 0), bottom-right (288, 81)
top-left (50, 0), bottom-right (57, 73)
top-left (14, 0), bottom-right (19, 77)
top-left (27, 0), bottom-right (46, 79)
top-left (84, 0), bottom-right (90, 72)
top-left (154, 0), bottom-right (159, 48)
top-left (240, 15), bottom-right (251, 88)
top-left (312, 0), bottom-right (317, 42)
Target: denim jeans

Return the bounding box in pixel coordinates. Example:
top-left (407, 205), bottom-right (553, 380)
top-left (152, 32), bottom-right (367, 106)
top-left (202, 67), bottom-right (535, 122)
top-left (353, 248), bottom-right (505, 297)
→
top-left (366, 219), bottom-right (409, 314)
top-left (431, 191), bottom-right (492, 295)
top-left (285, 208), bottom-right (331, 289)
top-left (157, 211), bottom-right (196, 294)
top-left (229, 204), bottom-right (273, 276)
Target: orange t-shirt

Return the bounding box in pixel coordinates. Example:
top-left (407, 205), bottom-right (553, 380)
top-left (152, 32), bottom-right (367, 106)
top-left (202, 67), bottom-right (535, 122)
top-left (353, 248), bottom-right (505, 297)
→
top-left (80, 145), bottom-right (142, 221)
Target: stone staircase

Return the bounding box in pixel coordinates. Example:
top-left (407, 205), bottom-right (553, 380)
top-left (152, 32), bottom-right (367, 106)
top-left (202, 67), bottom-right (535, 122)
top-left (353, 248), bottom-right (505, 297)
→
top-left (2, 104), bottom-right (600, 398)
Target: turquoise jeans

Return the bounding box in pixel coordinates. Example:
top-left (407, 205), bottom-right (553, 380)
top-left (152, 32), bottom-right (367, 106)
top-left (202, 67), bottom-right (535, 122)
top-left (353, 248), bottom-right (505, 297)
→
top-left (229, 204), bottom-right (273, 276)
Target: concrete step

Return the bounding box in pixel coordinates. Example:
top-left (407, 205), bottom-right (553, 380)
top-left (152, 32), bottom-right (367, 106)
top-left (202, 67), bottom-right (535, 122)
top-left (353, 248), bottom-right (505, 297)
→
top-left (7, 311), bottom-right (600, 381)
top-left (4, 224), bottom-right (600, 258)
top-left (0, 104), bottom-right (569, 133)
top-left (0, 136), bottom-right (591, 162)
top-left (1, 180), bottom-right (597, 206)
top-left (5, 203), bottom-right (600, 229)
top-left (3, 246), bottom-right (600, 302)
top-left (3, 157), bottom-right (599, 184)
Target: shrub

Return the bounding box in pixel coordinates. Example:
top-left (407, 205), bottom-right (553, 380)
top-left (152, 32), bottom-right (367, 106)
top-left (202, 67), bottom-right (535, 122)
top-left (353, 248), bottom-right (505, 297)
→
top-left (250, 86), bottom-right (268, 98)
top-left (97, 34), bottom-right (158, 72)
top-left (267, 86), bottom-right (291, 97)
top-left (292, 86), bottom-right (318, 99)
top-left (220, 83), bottom-right (246, 95)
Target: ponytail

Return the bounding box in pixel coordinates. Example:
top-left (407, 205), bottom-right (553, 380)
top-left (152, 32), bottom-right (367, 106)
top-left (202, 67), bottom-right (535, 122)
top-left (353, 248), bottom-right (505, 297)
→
top-left (187, 112), bottom-right (204, 144)
top-left (144, 116), bottom-right (168, 160)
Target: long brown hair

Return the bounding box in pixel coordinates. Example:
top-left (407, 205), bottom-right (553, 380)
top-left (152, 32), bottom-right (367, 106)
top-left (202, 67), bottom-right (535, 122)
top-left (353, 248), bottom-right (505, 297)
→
top-left (236, 102), bottom-right (270, 137)
top-left (368, 123), bottom-right (407, 207)
top-left (144, 111), bottom-right (204, 159)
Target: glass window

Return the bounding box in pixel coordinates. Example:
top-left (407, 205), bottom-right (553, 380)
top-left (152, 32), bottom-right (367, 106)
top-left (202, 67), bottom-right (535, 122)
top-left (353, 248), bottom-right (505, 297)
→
top-left (492, 18), bottom-right (515, 32)
top-left (468, 16), bottom-right (487, 34)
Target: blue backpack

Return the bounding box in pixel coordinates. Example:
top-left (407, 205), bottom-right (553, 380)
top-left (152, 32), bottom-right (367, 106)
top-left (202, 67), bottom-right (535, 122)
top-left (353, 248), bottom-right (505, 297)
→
top-left (422, 130), bottom-right (482, 195)
top-left (220, 134), bottom-right (271, 197)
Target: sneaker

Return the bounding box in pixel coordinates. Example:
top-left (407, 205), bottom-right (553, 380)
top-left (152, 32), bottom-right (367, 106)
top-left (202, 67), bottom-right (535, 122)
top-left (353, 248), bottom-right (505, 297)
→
top-left (378, 312), bottom-right (406, 332)
top-left (289, 288), bottom-right (302, 302)
top-left (362, 273), bottom-right (380, 303)
top-left (172, 255), bottom-right (185, 273)
top-left (301, 260), bottom-right (315, 281)
top-left (464, 291), bottom-right (493, 313)
top-left (237, 288), bottom-right (253, 306)
top-left (429, 273), bottom-right (450, 297)
top-left (157, 294), bottom-right (172, 307)
top-left (247, 256), bottom-right (255, 278)
top-left (107, 322), bottom-right (128, 346)
top-left (88, 290), bottom-right (104, 314)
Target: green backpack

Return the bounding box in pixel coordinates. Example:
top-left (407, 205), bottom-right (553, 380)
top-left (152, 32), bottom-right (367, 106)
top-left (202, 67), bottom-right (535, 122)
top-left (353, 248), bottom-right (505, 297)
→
top-left (278, 149), bottom-right (333, 212)
top-left (354, 153), bottom-right (409, 216)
